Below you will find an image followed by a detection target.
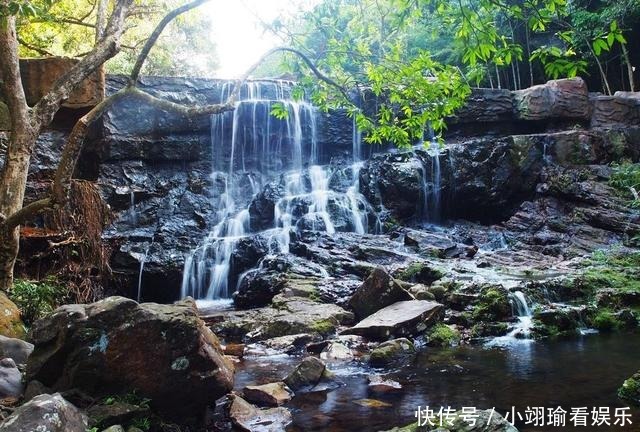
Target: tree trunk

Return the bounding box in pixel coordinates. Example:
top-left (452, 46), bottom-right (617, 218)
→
top-left (0, 133), bottom-right (36, 290)
top-left (620, 43), bottom-right (635, 92)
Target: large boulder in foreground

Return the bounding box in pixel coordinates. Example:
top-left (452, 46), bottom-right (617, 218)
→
top-left (0, 292), bottom-right (26, 339)
top-left (348, 267), bottom-right (413, 320)
top-left (342, 300), bottom-right (443, 340)
top-left (618, 370), bottom-right (640, 405)
top-left (26, 296), bottom-right (234, 419)
top-left (0, 393), bottom-right (87, 432)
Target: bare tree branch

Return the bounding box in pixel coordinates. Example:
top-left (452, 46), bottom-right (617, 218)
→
top-left (17, 37), bottom-right (55, 57)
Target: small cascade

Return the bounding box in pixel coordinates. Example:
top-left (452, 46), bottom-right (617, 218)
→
top-left (136, 239), bottom-right (153, 302)
top-left (129, 190), bottom-right (137, 225)
top-left (486, 290), bottom-right (534, 347)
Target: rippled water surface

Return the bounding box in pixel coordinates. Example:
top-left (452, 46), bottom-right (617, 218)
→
top-left (235, 332), bottom-right (640, 431)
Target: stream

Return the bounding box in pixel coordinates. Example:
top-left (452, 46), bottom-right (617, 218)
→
top-left (235, 332), bottom-right (640, 431)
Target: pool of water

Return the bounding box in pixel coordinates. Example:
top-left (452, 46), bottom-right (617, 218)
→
top-left (235, 332), bottom-right (640, 431)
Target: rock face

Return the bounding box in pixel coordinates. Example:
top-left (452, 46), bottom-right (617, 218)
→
top-left (26, 296), bottom-right (234, 419)
top-left (19, 57), bottom-right (104, 108)
top-left (342, 300), bottom-right (444, 340)
top-left (348, 267), bottom-right (413, 320)
top-left (0, 393), bottom-right (88, 432)
top-left (513, 78), bottom-right (590, 121)
top-left (0, 292), bottom-right (26, 339)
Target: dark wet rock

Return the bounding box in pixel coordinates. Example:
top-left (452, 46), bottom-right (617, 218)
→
top-left (619, 370), bottom-right (640, 405)
top-left (23, 380), bottom-right (49, 402)
top-left (0, 358), bottom-right (23, 400)
top-left (249, 182), bottom-right (284, 231)
top-left (243, 382), bottom-right (294, 407)
top-left (283, 356), bottom-right (338, 392)
top-left (532, 307), bottom-right (581, 337)
top-left (395, 262), bottom-right (444, 285)
top-left (88, 401), bottom-right (148, 429)
top-left (342, 300), bottom-right (444, 340)
top-left (367, 375), bottom-right (402, 393)
top-left (369, 338), bottom-right (416, 367)
top-left (513, 78), bottom-right (590, 121)
top-left (359, 152), bottom-right (428, 220)
top-left (227, 393), bottom-right (293, 432)
top-left (26, 297), bottom-right (234, 419)
top-left (0, 335), bottom-right (34, 365)
top-left (234, 268), bottom-right (288, 309)
top-left (348, 267), bottom-right (414, 320)
top-left (0, 393), bottom-right (88, 432)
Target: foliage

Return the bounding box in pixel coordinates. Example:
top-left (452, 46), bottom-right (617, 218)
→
top-left (590, 309), bottom-right (621, 331)
top-left (13, 0), bottom-right (219, 76)
top-left (427, 323), bottom-right (461, 346)
top-left (610, 162), bottom-right (640, 208)
top-left (9, 277), bottom-right (66, 325)
top-left (583, 251), bottom-right (640, 293)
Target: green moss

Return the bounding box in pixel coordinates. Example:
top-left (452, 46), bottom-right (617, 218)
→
top-left (309, 319), bottom-right (336, 336)
top-left (470, 322), bottom-right (508, 338)
top-left (426, 323), bottom-right (460, 347)
top-left (590, 309), bottom-right (621, 332)
top-left (9, 277), bottom-right (67, 326)
top-left (396, 262), bottom-right (444, 284)
top-left (618, 371), bottom-right (640, 405)
top-left (471, 287), bottom-right (510, 322)
top-left (610, 162), bottom-right (640, 208)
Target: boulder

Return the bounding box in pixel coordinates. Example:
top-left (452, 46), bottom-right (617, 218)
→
top-left (283, 356), bottom-right (338, 392)
top-left (320, 341), bottom-right (354, 361)
top-left (243, 382), bottom-right (293, 407)
top-left (369, 338), bottom-right (416, 367)
top-left (513, 77), bottom-right (590, 121)
top-left (0, 358), bottom-right (23, 400)
top-left (452, 88), bottom-right (514, 123)
top-left (0, 334), bottom-right (34, 365)
top-left (0, 292), bottom-right (26, 339)
top-left (348, 267), bottom-right (414, 320)
top-left (342, 300), bottom-right (444, 340)
top-left (19, 57), bottom-right (104, 108)
top-left (618, 370), bottom-right (640, 405)
top-left (367, 375), bottom-right (402, 393)
top-left (0, 393), bottom-right (87, 432)
top-left (228, 394), bottom-right (292, 432)
top-left (590, 94), bottom-right (640, 127)
top-left (26, 296), bottom-right (234, 419)
top-left (87, 401), bottom-right (147, 428)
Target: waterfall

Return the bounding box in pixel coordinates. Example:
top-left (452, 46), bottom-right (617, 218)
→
top-left (486, 290), bottom-right (534, 347)
top-left (418, 139), bottom-right (442, 223)
top-left (181, 80), bottom-right (377, 301)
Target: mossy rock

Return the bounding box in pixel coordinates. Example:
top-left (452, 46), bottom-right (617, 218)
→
top-left (470, 322), bottom-right (509, 338)
top-left (0, 292), bottom-right (26, 339)
top-left (309, 319), bottom-right (337, 336)
top-left (471, 286), bottom-right (511, 322)
top-left (585, 308), bottom-right (622, 332)
top-left (618, 371), bottom-right (640, 405)
top-left (369, 338), bottom-right (416, 367)
top-left (426, 324), bottom-right (460, 347)
top-left (396, 262), bottom-right (444, 285)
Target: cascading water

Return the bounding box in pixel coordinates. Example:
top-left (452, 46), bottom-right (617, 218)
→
top-left (487, 290), bottom-right (534, 347)
top-left (181, 81), bottom-right (376, 301)
top-left (418, 138), bottom-right (443, 223)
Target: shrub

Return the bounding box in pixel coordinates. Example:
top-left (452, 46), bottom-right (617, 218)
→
top-left (9, 277), bottom-right (66, 325)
